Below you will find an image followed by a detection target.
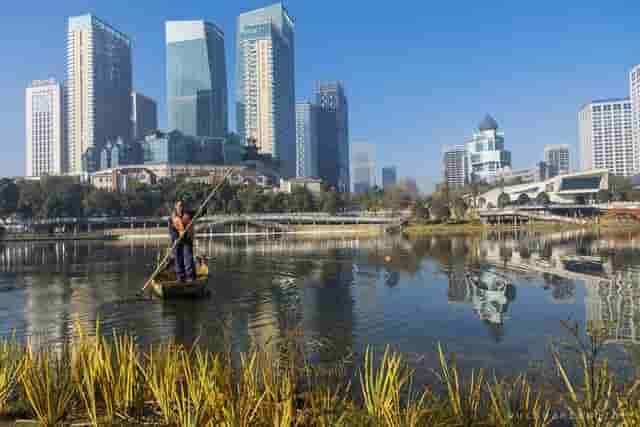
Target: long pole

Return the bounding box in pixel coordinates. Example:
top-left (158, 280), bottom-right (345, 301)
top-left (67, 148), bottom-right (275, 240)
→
top-left (140, 168), bottom-right (233, 293)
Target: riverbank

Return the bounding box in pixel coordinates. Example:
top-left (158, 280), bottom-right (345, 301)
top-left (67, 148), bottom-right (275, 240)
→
top-left (0, 321), bottom-right (635, 426)
top-left (402, 221), bottom-right (590, 237)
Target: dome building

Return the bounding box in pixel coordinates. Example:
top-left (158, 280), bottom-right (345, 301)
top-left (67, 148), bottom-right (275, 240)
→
top-left (465, 114), bottom-right (512, 183)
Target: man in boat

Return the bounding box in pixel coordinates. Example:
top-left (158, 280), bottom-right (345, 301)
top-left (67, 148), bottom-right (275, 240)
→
top-left (169, 200), bottom-right (196, 282)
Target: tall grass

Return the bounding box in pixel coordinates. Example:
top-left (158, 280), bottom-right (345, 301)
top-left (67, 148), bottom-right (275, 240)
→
top-left (4, 320), bottom-right (640, 426)
top-left (0, 333), bottom-right (21, 414)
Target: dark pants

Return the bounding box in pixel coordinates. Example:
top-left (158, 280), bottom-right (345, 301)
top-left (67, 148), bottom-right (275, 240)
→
top-left (174, 241), bottom-right (196, 281)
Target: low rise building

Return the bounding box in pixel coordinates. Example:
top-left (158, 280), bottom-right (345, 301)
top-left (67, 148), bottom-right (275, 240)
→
top-left (280, 177), bottom-right (323, 197)
top-left (90, 166), bottom-right (157, 192)
top-left (477, 169), bottom-right (609, 208)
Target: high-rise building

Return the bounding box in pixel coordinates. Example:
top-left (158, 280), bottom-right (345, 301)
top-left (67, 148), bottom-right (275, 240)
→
top-left (579, 98), bottom-right (635, 176)
top-left (382, 166), bottom-right (397, 188)
top-left (466, 115), bottom-right (511, 183)
top-left (295, 102), bottom-right (319, 178)
top-left (67, 14), bottom-right (132, 173)
top-left (316, 82), bottom-right (349, 191)
top-left (26, 79), bottom-right (65, 176)
top-left (544, 144), bottom-right (570, 177)
top-left (443, 145), bottom-right (468, 188)
top-left (630, 64), bottom-right (640, 173)
top-left (131, 92), bottom-right (158, 140)
top-left (236, 3), bottom-right (296, 177)
top-left (351, 142), bottom-right (375, 193)
top-left (166, 21), bottom-right (228, 139)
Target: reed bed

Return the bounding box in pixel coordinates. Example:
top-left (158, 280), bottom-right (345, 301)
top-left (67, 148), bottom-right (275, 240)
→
top-left (0, 320), bottom-right (639, 426)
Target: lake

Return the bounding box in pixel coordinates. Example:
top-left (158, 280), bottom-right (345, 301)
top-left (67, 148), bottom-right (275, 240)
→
top-left (1, 229), bottom-right (639, 378)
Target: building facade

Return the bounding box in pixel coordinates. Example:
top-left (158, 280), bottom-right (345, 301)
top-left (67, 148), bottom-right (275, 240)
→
top-left (166, 21), bottom-right (228, 139)
top-left (631, 65), bottom-right (640, 174)
top-left (141, 130), bottom-right (224, 165)
top-left (236, 3), bottom-right (296, 177)
top-left (316, 82), bottom-right (350, 192)
top-left (131, 92), bottom-right (158, 140)
top-left (382, 166), bottom-right (397, 188)
top-left (579, 98), bottom-right (635, 176)
top-left (99, 138), bottom-right (142, 170)
top-left (295, 102), bottom-right (318, 178)
top-left (466, 115), bottom-right (511, 183)
top-left (544, 144), bottom-right (570, 177)
top-left (443, 145), bottom-right (468, 188)
top-left (26, 79), bottom-right (65, 176)
top-left (351, 142), bottom-right (375, 193)
top-left (67, 14), bottom-right (132, 173)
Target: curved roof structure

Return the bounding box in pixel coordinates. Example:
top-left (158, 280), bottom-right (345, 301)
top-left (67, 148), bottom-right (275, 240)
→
top-left (479, 114), bottom-right (499, 131)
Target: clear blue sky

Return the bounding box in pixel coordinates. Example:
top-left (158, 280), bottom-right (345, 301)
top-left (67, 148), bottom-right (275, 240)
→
top-left (2, 0), bottom-right (639, 191)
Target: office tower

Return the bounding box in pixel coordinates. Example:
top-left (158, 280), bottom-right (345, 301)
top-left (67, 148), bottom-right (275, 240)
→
top-left (67, 14), bottom-right (132, 173)
top-left (26, 79), bottom-right (65, 176)
top-left (544, 144), bottom-right (570, 177)
top-left (166, 20), bottom-right (228, 138)
top-left (443, 145), bottom-right (468, 188)
top-left (579, 98), bottom-right (635, 176)
top-left (131, 92), bottom-right (158, 140)
top-left (316, 82), bottom-right (349, 191)
top-left (295, 102), bottom-right (319, 178)
top-left (465, 115), bottom-right (511, 183)
top-left (382, 166), bottom-right (397, 188)
top-left (631, 64), bottom-right (640, 173)
top-left (351, 142), bottom-right (375, 193)
top-left (236, 3), bottom-right (296, 177)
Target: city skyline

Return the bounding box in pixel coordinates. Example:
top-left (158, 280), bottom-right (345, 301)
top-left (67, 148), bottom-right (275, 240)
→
top-left (2, 1), bottom-right (640, 190)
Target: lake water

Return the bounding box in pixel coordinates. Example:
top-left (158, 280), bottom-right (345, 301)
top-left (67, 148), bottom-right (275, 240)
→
top-left (1, 230), bottom-right (639, 378)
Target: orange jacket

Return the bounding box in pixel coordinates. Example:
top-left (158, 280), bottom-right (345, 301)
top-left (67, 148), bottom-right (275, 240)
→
top-left (171, 213), bottom-right (194, 239)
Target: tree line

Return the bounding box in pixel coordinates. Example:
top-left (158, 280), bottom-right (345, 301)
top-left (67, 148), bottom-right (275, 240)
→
top-left (0, 176), bottom-right (421, 221)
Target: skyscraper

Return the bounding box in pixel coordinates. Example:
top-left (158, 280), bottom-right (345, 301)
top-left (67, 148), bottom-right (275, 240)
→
top-left (631, 64), bottom-right (640, 173)
top-left (295, 102), bottom-right (319, 178)
top-left (67, 14), bottom-right (132, 173)
top-left (382, 166), bottom-right (397, 188)
top-left (351, 142), bottom-right (375, 193)
top-left (236, 3), bottom-right (296, 177)
top-left (131, 92), bottom-right (158, 140)
top-left (316, 82), bottom-right (349, 191)
top-left (166, 21), bottom-right (228, 139)
top-left (579, 99), bottom-right (635, 176)
top-left (465, 115), bottom-right (511, 183)
top-left (443, 145), bottom-right (468, 188)
top-left (544, 144), bottom-right (570, 177)
top-left (26, 79), bottom-right (65, 176)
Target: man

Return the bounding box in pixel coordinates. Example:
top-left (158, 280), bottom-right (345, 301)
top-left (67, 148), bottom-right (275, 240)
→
top-left (169, 200), bottom-right (196, 282)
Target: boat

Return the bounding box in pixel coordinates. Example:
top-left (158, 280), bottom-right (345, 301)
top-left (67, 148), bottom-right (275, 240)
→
top-left (150, 257), bottom-right (210, 299)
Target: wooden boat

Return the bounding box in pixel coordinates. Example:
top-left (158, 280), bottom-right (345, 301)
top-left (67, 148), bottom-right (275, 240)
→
top-left (150, 258), bottom-right (210, 299)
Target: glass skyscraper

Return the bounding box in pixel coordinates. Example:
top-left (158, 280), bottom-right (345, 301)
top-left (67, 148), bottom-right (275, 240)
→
top-left (67, 14), bottom-right (132, 173)
top-left (295, 102), bottom-right (319, 178)
top-left (166, 21), bottom-right (228, 139)
top-left (382, 166), bottom-right (397, 188)
top-left (316, 82), bottom-right (350, 192)
top-left (236, 3), bottom-right (296, 177)
top-left (351, 142), bottom-right (374, 194)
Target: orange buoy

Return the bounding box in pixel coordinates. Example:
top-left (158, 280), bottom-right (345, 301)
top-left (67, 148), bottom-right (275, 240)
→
top-left (384, 256), bottom-right (392, 262)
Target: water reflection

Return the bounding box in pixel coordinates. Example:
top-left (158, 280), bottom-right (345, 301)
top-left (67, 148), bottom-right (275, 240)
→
top-left (1, 230), bottom-right (640, 374)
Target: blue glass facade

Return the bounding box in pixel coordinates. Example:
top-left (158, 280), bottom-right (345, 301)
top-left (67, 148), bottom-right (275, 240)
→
top-left (142, 130), bottom-right (224, 165)
top-left (166, 21), bottom-right (228, 138)
top-left (316, 82), bottom-right (350, 192)
top-left (236, 3), bottom-right (296, 177)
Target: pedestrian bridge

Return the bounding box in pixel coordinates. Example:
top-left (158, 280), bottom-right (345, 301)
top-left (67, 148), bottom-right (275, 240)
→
top-left (17, 213), bottom-right (401, 234)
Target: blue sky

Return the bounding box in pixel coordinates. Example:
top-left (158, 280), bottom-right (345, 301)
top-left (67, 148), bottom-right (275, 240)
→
top-left (1, 0), bottom-right (639, 191)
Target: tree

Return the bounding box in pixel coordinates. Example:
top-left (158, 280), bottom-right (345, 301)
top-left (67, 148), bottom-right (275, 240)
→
top-left (0, 179), bottom-right (19, 220)
top-left (536, 192), bottom-right (550, 206)
top-left (322, 190), bottom-right (339, 214)
top-left (497, 193), bottom-right (511, 209)
top-left (429, 198), bottom-right (450, 222)
top-left (596, 189), bottom-right (611, 204)
top-left (16, 181), bottom-right (45, 218)
top-left (450, 197), bottom-right (467, 221)
top-left (517, 193), bottom-right (530, 206)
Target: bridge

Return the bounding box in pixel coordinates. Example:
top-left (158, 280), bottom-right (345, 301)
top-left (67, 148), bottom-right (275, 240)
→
top-left (9, 213), bottom-right (401, 236)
